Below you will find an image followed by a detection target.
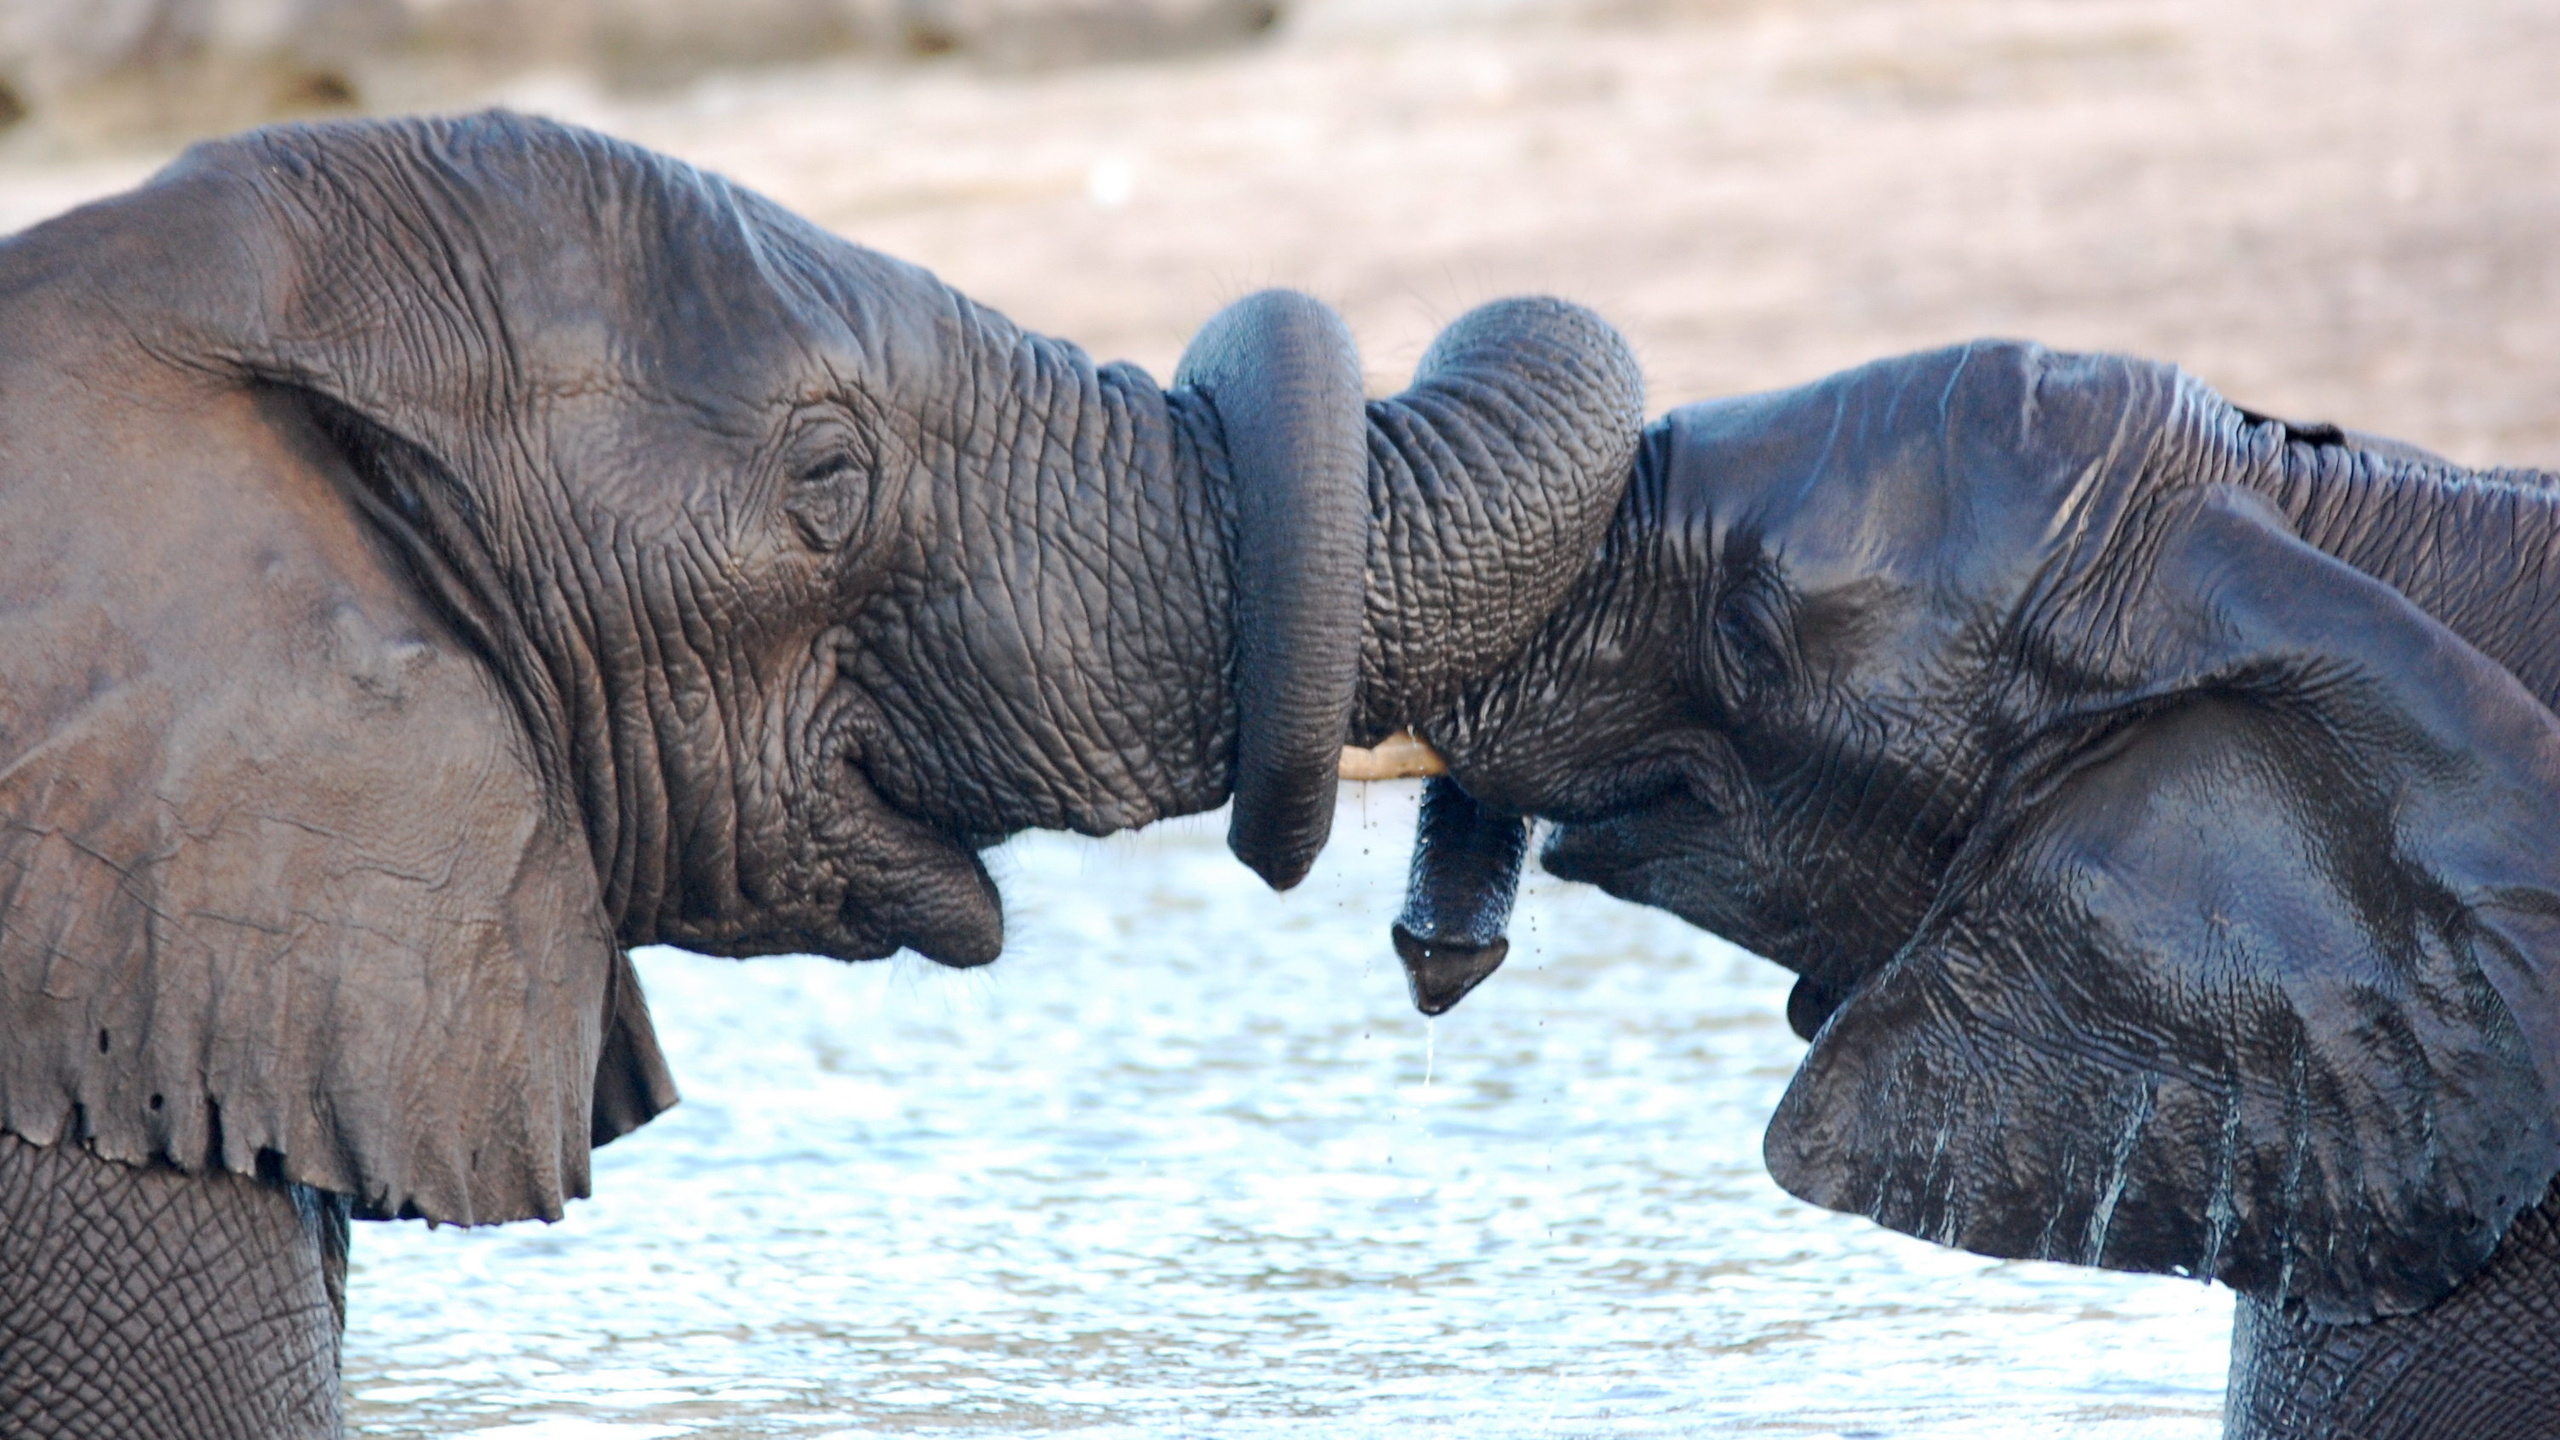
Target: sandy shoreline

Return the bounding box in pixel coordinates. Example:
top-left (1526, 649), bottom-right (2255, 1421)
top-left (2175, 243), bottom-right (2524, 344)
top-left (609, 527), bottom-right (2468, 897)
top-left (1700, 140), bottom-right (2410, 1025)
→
top-left (4, 0), bottom-right (2554, 463)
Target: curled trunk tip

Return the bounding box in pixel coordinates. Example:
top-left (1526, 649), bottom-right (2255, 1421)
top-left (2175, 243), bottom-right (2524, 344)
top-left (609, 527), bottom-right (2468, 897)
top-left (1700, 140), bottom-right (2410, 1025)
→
top-left (1176, 289), bottom-right (1369, 891)
top-left (1360, 297), bottom-right (1645, 739)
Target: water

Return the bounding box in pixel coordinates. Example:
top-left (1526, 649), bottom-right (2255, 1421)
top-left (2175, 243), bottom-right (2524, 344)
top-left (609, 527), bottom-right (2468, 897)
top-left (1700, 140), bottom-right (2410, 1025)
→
top-left (342, 785), bottom-right (2230, 1439)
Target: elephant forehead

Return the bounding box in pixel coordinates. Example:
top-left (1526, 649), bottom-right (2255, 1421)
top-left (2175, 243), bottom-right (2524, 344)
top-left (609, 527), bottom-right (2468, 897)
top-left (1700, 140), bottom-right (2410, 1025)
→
top-left (692, 194), bottom-right (986, 400)
top-left (276, 119), bottom-right (947, 401)
top-left (1658, 340), bottom-right (2180, 604)
top-left (581, 221), bottom-right (875, 398)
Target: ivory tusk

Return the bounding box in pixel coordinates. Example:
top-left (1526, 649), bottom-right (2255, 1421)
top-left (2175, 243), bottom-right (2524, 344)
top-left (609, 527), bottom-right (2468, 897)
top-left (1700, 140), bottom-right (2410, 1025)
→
top-left (1338, 731), bottom-right (1448, 781)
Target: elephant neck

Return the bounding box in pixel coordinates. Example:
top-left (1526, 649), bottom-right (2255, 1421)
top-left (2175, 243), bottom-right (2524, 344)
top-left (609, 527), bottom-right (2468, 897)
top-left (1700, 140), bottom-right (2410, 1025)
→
top-left (2209, 399), bottom-right (2560, 710)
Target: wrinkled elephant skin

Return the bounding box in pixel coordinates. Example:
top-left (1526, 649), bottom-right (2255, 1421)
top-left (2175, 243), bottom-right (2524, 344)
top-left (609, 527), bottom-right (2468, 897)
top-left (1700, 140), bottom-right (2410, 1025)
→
top-left (0, 111), bottom-right (1645, 1438)
top-left (1379, 341), bottom-right (2560, 1438)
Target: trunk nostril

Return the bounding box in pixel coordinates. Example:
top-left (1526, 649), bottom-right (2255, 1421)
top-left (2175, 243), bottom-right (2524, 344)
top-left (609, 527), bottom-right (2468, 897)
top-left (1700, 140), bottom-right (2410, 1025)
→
top-left (1394, 926), bottom-right (1509, 1016)
top-left (1393, 775), bottom-right (1529, 1015)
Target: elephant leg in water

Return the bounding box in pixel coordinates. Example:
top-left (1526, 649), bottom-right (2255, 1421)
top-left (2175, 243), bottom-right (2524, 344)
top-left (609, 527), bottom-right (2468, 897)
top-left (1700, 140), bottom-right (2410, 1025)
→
top-left (0, 112), bottom-right (1644, 1437)
top-left (2226, 1193), bottom-right (2560, 1439)
top-left (0, 1134), bottom-right (349, 1438)
top-left (1351, 340), bottom-right (2560, 1437)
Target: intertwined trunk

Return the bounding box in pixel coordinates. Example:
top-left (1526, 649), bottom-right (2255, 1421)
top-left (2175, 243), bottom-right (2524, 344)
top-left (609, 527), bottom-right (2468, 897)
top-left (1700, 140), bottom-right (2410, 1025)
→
top-left (1354, 298), bottom-right (1649, 743)
top-left (877, 291), bottom-right (1648, 888)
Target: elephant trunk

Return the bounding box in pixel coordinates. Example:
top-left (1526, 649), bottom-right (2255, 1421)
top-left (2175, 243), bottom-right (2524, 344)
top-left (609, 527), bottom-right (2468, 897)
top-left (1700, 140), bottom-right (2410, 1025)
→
top-left (1176, 293), bottom-right (1370, 891)
top-left (851, 328), bottom-right (1240, 850)
top-left (1341, 300), bottom-right (1644, 1015)
top-left (850, 289), bottom-right (1372, 925)
top-left (1394, 775), bottom-right (1528, 1015)
top-left (1353, 299), bottom-right (1648, 743)
top-left (1174, 294), bottom-right (1646, 891)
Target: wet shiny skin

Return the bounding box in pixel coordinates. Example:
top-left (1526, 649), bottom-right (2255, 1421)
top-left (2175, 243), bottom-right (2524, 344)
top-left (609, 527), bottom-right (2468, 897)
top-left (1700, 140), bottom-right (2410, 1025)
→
top-left (342, 792), bottom-right (2227, 1438)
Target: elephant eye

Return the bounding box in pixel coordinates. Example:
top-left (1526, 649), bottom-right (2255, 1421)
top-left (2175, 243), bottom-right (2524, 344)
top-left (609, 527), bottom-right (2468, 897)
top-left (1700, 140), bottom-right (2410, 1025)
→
top-left (795, 453), bottom-right (858, 486)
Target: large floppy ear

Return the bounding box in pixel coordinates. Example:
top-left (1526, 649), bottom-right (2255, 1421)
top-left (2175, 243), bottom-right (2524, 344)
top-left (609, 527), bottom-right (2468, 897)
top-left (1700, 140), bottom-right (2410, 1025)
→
top-left (1767, 485), bottom-right (2560, 1323)
top-left (0, 372), bottom-right (676, 1225)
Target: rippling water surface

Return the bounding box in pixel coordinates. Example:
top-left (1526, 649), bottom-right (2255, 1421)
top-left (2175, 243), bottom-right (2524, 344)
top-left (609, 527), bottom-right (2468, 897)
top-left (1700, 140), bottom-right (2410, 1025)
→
top-left (344, 787), bottom-right (2228, 1438)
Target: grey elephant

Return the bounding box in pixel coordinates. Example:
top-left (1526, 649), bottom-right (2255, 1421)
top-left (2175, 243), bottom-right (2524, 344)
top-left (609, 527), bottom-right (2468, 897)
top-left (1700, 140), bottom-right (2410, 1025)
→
top-left (1369, 341), bottom-right (2560, 1438)
top-left (0, 112), bottom-right (1643, 1438)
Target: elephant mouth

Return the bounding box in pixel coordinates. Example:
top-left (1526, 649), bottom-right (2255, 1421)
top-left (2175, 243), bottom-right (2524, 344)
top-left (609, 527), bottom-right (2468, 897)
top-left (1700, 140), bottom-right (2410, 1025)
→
top-left (1786, 972), bottom-right (1853, 1041)
top-left (770, 743), bottom-right (1006, 971)
top-left (1772, 920), bottom-right (1920, 1042)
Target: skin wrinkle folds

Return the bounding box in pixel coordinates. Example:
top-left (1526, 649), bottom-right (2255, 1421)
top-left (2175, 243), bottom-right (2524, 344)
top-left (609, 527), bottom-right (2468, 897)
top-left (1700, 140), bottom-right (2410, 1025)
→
top-left (0, 1133), bottom-right (345, 1439)
top-left (0, 110), bottom-right (1663, 1436)
top-left (2236, 429), bottom-right (2560, 703)
top-left (1383, 338), bottom-right (2560, 1435)
top-left (1355, 300), bottom-right (1645, 746)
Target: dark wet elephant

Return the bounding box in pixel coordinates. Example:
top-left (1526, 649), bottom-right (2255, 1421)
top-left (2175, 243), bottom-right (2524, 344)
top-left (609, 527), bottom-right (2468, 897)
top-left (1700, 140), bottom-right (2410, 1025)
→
top-left (1371, 341), bottom-right (2560, 1438)
top-left (0, 112), bottom-right (1643, 1438)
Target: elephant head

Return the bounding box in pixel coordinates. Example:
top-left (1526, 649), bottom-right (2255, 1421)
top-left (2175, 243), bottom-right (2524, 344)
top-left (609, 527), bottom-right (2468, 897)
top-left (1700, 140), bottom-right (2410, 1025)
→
top-left (1375, 340), bottom-right (2560, 1328)
top-left (0, 113), bottom-right (1640, 1227)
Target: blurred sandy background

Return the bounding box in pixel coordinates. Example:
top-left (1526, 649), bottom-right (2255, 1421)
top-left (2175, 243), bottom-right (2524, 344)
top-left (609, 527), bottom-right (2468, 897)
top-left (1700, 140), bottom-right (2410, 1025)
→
top-left (3, 0), bottom-right (2556, 464)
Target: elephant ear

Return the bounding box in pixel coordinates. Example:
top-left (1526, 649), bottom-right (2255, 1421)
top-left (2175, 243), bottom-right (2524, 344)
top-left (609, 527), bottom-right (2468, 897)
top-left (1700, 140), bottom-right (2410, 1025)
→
top-left (1176, 291), bottom-right (1370, 891)
top-left (0, 381), bottom-right (676, 1225)
top-left (1767, 485), bottom-right (2560, 1323)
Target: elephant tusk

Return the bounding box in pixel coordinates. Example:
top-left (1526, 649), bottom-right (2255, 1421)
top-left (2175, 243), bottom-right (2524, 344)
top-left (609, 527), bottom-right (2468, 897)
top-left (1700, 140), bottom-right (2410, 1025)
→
top-left (1338, 731), bottom-right (1448, 781)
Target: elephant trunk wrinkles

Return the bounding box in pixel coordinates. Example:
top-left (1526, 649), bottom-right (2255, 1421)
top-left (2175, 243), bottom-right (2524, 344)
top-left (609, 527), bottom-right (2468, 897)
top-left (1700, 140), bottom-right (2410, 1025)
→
top-left (2198, 397), bottom-right (2560, 711)
top-left (854, 322), bottom-right (1242, 847)
top-left (1334, 299), bottom-right (1645, 1018)
top-left (1352, 299), bottom-right (1648, 745)
top-left (894, 294), bottom-right (1650, 876)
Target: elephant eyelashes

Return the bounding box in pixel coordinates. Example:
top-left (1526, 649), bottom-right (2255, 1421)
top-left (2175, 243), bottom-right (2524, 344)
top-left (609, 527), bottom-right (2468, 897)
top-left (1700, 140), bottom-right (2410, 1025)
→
top-left (794, 454), bottom-right (857, 486)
